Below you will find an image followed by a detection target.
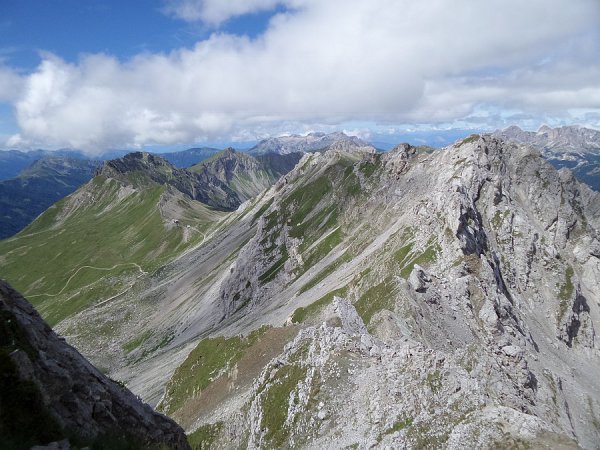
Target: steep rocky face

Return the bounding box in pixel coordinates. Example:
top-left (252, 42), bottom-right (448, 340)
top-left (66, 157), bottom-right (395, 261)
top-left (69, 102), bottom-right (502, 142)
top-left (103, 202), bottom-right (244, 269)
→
top-left (98, 151), bottom-right (240, 210)
top-left (249, 131), bottom-right (373, 155)
top-left (158, 135), bottom-right (600, 448)
top-left (0, 280), bottom-right (190, 450)
top-left (495, 125), bottom-right (600, 190)
top-left (189, 148), bottom-right (303, 202)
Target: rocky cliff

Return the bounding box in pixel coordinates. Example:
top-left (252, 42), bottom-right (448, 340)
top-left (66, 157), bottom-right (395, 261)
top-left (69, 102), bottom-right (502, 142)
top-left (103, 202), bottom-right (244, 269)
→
top-left (0, 279), bottom-right (190, 449)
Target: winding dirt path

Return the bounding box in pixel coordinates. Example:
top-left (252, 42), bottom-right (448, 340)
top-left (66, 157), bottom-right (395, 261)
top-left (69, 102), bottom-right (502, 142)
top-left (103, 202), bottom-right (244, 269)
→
top-left (27, 262), bottom-right (146, 298)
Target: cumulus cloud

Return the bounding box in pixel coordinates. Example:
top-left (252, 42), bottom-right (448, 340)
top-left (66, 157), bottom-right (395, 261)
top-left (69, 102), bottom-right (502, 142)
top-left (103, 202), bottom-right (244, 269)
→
top-left (4, 0), bottom-right (600, 152)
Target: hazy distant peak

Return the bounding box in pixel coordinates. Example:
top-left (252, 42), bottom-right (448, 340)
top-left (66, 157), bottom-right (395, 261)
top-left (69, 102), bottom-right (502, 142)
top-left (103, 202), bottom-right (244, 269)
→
top-left (249, 131), bottom-right (370, 155)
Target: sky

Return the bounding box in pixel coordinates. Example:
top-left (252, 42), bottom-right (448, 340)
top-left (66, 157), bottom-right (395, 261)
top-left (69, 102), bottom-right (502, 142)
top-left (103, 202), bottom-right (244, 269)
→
top-left (0, 0), bottom-right (599, 154)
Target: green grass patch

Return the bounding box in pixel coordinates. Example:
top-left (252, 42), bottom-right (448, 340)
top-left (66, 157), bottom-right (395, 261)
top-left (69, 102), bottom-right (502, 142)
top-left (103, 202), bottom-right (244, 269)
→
top-left (399, 243), bottom-right (440, 279)
top-left (122, 330), bottom-right (153, 354)
top-left (341, 167), bottom-right (362, 196)
top-left (426, 369), bottom-right (442, 394)
top-left (491, 209), bottom-right (510, 229)
top-left (358, 154), bottom-right (382, 178)
top-left (299, 250), bottom-right (351, 295)
top-left (459, 134), bottom-right (480, 146)
top-left (187, 422), bottom-right (223, 450)
top-left (159, 327), bottom-right (269, 415)
top-left (291, 286), bottom-right (348, 323)
top-left (251, 197), bottom-right (274, 224)
top-left (258, 246), bottom-right (289, 285)
top-left (283, 175), bottom-right (332, 225)
top-left (260, 364), bottom-right (307, 448)
top-left (394, 243), bottom-right (414, 265)
top-left (383, 417), bottom-right (413, 437)
top-left (354, 278), bottom-right (397, 325)
top-left (558, 266), bottom-right (574, 321)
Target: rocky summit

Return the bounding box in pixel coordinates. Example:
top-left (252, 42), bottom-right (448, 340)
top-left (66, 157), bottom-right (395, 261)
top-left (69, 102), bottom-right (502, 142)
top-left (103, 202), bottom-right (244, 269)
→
top-left (0, 279), bottom-right (190, 449)
top-left (1, 133), bottom-right (599, 449)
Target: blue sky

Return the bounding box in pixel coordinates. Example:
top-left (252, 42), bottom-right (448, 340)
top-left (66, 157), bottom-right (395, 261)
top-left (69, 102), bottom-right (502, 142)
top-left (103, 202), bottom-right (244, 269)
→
top-left (0, 1), bottom-right (278, 70)
top-left (0, 0), bottom-right (599, 153)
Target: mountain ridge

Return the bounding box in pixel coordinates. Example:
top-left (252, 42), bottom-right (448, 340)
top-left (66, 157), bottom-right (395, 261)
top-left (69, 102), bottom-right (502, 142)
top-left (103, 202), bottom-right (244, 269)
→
top-left (146, 134), bottom-right (600, 448)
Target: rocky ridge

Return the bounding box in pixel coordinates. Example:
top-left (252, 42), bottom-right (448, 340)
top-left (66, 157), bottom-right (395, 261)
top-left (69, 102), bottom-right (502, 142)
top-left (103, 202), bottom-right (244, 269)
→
top-left (156, 135), bottom-right (600, 448)
top-left (98, 151), bottom-right (240, 210)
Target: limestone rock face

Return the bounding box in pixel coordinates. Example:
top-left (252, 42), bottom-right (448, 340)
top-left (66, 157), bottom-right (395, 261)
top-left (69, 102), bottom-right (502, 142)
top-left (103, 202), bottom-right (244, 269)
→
top-left (0, 280), bottom-right (190, 450)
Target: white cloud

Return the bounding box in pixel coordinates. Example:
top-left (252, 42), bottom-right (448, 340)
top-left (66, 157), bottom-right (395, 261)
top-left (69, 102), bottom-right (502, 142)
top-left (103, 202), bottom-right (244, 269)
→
top-left (4, 0), bottom-right (600, 153)
top-left (163, 0), bottom-right (294, 25)
top-left (0, 65), bottom-right (23, 102)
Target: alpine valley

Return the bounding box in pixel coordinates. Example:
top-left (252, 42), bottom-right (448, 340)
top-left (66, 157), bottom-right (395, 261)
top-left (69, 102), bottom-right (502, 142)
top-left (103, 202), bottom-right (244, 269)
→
top-left (1, 130), bottom-right (599, 449)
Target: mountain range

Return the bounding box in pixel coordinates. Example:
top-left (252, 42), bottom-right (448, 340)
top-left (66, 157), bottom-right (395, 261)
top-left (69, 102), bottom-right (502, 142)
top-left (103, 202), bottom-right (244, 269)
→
top-left (0, 146), bottom-right (301, 239)
top-left (0, 157), bottom-right (100, 239)
top-left (1, 131), bottom-right (599, 448)
top-left (249, 131), bottom-right (374, 155)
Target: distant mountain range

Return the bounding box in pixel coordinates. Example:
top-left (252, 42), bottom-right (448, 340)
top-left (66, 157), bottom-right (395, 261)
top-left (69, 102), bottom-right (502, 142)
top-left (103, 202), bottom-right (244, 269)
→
top-left (0, 149), bottom-right (92, 181)
top-left (2, 126), bottom-right (599, 240)
top-left (0, 157), bottom-right (100, 239)
top-left (494, 125), bottom-right (600, 190)
top-left (249, 131), bottom-right (372, 154)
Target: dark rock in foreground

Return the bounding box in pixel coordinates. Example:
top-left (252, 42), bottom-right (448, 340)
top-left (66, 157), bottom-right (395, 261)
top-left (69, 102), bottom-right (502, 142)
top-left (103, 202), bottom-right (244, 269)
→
top-left (0, 279), bottom-right (190, 450)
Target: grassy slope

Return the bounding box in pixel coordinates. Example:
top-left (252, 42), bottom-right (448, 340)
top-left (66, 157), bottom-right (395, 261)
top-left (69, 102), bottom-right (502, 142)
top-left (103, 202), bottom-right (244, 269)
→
top-left (0, 175), bottom-right (225, 326)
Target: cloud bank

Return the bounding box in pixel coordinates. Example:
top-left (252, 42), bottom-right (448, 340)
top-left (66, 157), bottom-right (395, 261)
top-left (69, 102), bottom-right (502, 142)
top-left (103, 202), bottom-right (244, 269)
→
top-left (4, 0), bottom-right (600, 152)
